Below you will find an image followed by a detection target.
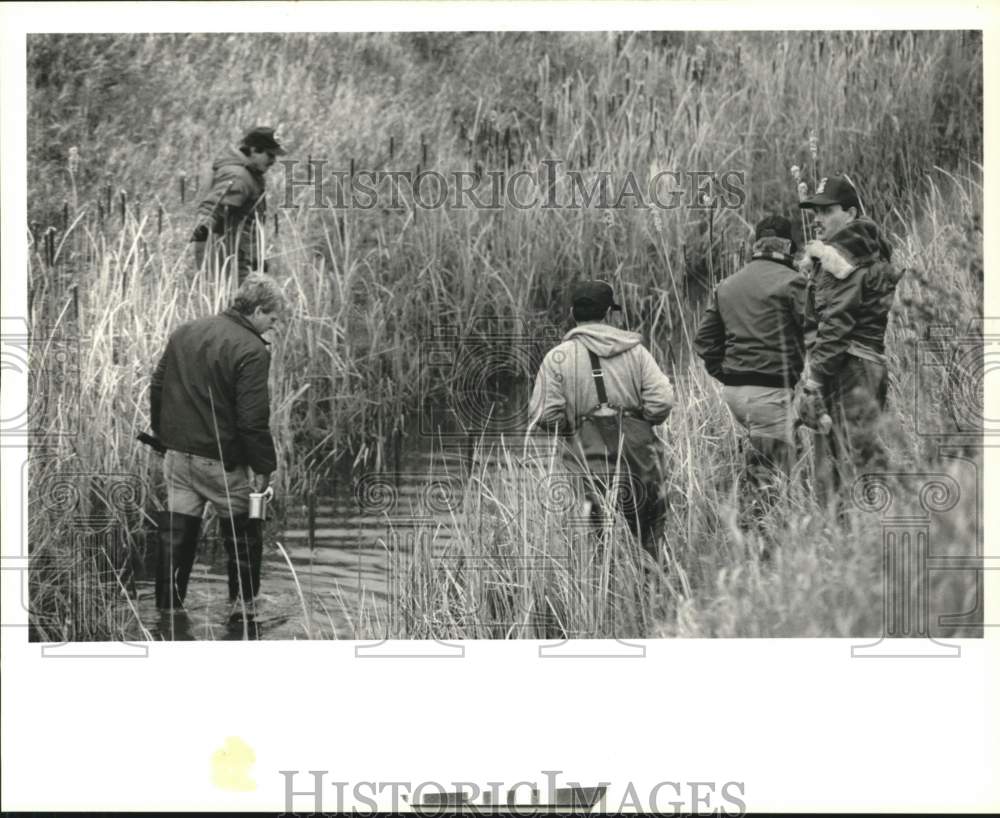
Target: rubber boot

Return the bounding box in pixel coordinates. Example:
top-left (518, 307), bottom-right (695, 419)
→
top-left (154, 511), bottom-right (202, 611)
top-left (220, 514), bottom-right (263, 611)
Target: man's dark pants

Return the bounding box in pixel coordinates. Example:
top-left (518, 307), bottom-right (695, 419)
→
top-left (815, 355), bottom-right (890, 512)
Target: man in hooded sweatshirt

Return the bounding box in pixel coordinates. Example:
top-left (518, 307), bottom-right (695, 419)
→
top-left (528, 280), bottom-right (675, 558)
top-left (191, 126), bottom-right (286, 284)
top-left (694, 215), bottom-right (808, 532)
top-left (796, 175), bottom-right (903, 505)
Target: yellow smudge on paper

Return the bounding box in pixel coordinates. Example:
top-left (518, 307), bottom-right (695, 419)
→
top-left (211, 736), bottom-right (256, 791)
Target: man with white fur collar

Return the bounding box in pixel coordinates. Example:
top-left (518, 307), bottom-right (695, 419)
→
top-left (797, 175), bottom-right (903, 505)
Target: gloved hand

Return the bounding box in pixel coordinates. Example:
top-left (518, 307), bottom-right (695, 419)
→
top-left (794, 379), bottom-right (829, 431)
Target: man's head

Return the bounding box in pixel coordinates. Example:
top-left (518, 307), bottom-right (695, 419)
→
top-left (239, 126), bottom-right (287, 173)
top-left (753, 214), bottom-right (797, 256)
top-left (799, 175), bottom-right (861, 239)
top-left (232, 273), bottom-right (288, 336)
top-left (571, 280), bottom-right (621, 323)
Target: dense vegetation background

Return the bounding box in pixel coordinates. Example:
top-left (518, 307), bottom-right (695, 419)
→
top-left (25, 32), bottom-right (984, 640)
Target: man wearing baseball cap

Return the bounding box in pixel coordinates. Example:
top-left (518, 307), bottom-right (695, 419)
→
top-left (694, 214), bottom-right (808, 540)
top-left (796, 174), bottom-right (902, 509)
top-left (191, 126), bottom-right (287, 284)
top-left (528, 280), bottom-right (675, 561)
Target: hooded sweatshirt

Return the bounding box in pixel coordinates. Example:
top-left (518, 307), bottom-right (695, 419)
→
top-left (528, 323), bottom-right (675, 433)
top-left (799, 217), bottom-right (902, 384)
top-left (194, 147), bottom-right (267, 271)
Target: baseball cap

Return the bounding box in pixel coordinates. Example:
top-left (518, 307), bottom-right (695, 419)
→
top-left (241, 126), bottom-right (287, 156)
top-left (799, 175), bottom-right (860, 210)
top-left (571, 280), bottom-right (621, 313)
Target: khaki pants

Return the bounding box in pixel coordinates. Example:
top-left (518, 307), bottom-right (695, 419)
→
top-left (722, 385), bottom-right (796, 530)
top-left (164, 450), bottom-right (251, 518)
top-left (722, 384), bottom-right (795, 443)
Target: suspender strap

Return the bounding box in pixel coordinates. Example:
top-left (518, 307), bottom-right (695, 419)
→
top-left (587, 349), bottom-right (609, 406)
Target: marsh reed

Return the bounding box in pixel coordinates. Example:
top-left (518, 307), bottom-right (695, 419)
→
top-left (25, 31), bottom-right (983, 640)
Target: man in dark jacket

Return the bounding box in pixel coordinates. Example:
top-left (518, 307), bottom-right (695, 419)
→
top-left (150, 273), bottom-right (286, 624)
top-left (192, 126), bottom-right (286, 284)
top-left (695, 215), bottom-right (808, 532)
top-left (796, 175), bottom-right (902, 507)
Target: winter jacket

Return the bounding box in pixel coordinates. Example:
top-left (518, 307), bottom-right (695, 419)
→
top-left (150, 308), bottom-right (276, 474)
top-left (800, 217), bottom-right (902, 385)
top-left (193, 147), bottom-right (267, 275)
top-left (528, 323), bottom-right (675, 433)
top-left (694, 253), bottom-right (808, 389)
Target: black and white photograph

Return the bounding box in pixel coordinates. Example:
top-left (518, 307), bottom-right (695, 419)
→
top-left (18, 26), bottom-right (987, 643)
top-left (1, 1), bottom-right (997, 814)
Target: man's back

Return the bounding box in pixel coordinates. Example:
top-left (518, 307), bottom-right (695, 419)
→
top-left (527, 307), bottom-right (674, 557)
top-left (529, 323), bottom-right (674, 433)
top-left (696, 258), bottom-right (807, 388)
top-left (151, 310), bottom-right (275, 473)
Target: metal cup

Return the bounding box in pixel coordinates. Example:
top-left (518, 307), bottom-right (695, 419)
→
top-left (248, 485), bottom-right (275, 520)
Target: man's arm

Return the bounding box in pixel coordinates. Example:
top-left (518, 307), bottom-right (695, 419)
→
top-left (693, 288), bottom-right (726, 381)
top-left (638, 347), bottom-right (675, 425)
top-left (807, 267), bottom-right (865, 384)
top-left (193, 169), bottom-right (252, 239)
top-left (234, 348), bottom-right (278, 477)
top-left (527, 352), bottom-right (568, 434)
top-left (150, 348), bottom-right (168, 438)
top-left (800, 273), bottom-right (818, 354)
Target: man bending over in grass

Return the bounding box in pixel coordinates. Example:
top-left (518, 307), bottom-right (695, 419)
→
top-left (191, 126), bottom-right (286, 285)
top-left (528, 280), bottom-right (675, 562)
top-left (150, 273), bottom-right (286, 632)
top-left (795, 175), bottom-right (903, 511)
top-left (694, 215), bottom-right (808, 542)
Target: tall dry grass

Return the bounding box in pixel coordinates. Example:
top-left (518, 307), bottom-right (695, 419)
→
top-left (24, 31), bottom-right (983, 640)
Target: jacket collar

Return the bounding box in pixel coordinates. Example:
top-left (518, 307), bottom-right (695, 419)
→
top-left (750, 250), bottom-right (796, 269)
top-left (222, 308), bottom-right (270, 346)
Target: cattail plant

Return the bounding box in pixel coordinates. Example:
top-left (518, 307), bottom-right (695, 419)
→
top-left (703, 191), bottom-right (717, 289)
top-left (791, 164), bottom-right (811, 242)
top-left (808, 129), bottom-right (820, 186)
top-left (67, 146), bottom-right (79, 211)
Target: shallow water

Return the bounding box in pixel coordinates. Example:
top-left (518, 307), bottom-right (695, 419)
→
top-left (134, 389), bottom-right (547, 640)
